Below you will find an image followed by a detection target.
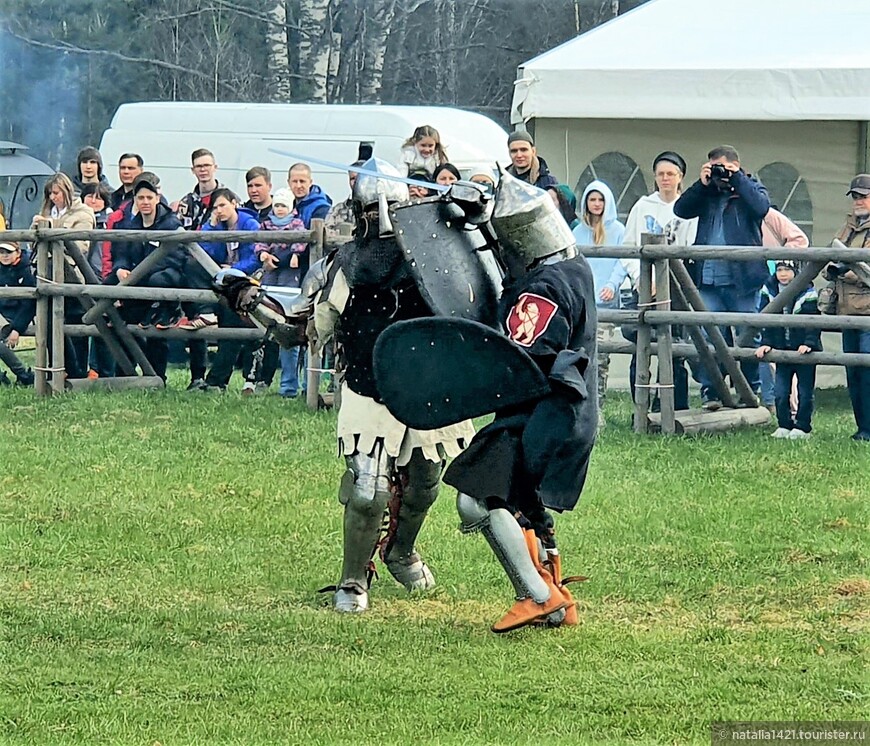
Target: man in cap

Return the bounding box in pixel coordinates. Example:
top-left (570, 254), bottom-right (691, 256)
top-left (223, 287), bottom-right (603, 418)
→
top-left (825, 174), bottom-right (870, 441)
top-left (0, 240), bottom-right (36, 386)
top-left (110, 174), bottom-right (186, 379)
top-left (313, 158), bottom-right (475, 613)
top-left (444, 169), bottom-right (598, 633)
top-left (506, 131), bottom-right (558, 191)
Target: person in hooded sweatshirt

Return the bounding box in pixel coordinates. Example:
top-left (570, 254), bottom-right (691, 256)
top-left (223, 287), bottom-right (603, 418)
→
top-left (198, 188), bottom-right (263, 392)
top-left (71, 146), bottom-right (113, 196)
top-left (622, 152), bottom-right (699, 413)
top-left (572, 180), bottom-right (626, 425)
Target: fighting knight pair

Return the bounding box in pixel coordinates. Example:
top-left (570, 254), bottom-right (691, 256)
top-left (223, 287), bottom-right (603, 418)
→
top-left (215, 159), bottom-right (598, 633)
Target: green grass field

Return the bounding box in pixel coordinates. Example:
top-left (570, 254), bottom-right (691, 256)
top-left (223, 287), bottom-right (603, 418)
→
top-left (0, 374), bottom-right (867, 745)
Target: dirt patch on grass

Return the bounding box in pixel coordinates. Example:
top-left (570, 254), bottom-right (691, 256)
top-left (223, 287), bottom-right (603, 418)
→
top-left (833, 578), bottom-right (870, 596)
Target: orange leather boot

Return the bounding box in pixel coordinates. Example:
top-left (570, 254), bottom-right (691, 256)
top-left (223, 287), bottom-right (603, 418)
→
top-left (524, 529), bottom-right (585, 627)
top-left (546, 550), bottom-right (579, 626)
top-left (491, 592), bottom-right (569, 633)
top-left (490, 529), bottom-right (568, 633)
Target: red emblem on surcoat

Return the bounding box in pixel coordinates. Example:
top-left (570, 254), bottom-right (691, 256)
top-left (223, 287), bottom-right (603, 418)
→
top-left (505, 292), bottom-right (558, 347)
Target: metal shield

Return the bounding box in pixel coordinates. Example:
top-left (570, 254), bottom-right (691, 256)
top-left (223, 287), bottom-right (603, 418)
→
top-left (373, 317), bottom-right (550, 430)
top-left (389, 198), bottom-right (503, 328)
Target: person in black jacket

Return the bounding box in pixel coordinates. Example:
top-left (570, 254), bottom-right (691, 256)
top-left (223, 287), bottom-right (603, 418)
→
top-left (674, 144), bottom-right (770, 409)
top-left (109, 175), bottom-right (185, 379)
top-left (755, 261), bottom-right (822, 439)
top-left (0, 241), bottom-right (35, 385)
top-left (505, 131), bottom-right (558, 190)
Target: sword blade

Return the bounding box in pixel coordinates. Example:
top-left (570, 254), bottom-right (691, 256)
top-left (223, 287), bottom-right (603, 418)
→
top-left (267, 147), bottom-right (449, 193)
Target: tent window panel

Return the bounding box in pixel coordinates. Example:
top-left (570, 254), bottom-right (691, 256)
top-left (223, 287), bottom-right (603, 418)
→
top-left (757, 162), bottom-right (814, 244)
top-left (575, 152), bottom-right (647, 223)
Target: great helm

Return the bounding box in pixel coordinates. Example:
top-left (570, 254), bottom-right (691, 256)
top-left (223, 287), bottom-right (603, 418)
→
top-left (489, 168), bottom-right (576, 277)
top-left (352, 157), bottom-right (410, 208)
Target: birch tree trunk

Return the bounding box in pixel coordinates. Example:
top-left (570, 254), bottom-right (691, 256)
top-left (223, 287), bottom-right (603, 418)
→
top-left (296, 0), bottom-right (331, 102)
top-left (268, 0), bottom-right (293, 101)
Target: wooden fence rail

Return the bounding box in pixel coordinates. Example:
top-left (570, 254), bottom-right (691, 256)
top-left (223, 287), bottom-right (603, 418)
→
top-left (3, 223), bottom-right (325, 403)
top-left (1, 227), bottom-right (867, 435)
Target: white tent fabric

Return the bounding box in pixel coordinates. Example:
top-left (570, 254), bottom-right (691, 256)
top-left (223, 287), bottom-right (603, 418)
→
top-left (512, 0), bottom-right (870, 123)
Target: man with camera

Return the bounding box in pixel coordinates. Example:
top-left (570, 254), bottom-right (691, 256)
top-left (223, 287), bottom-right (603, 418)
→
top-left (674, 144), bottom-right (770, 410)
top-left (825, 174), bottom-right (870, 441)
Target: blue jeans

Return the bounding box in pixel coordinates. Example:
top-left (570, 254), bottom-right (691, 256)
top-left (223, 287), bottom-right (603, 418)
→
top-left (842, 329), bottom-right (870, 434)
top-left (775, 362), bottom-right (815, 432)
top-left (759, 362), bottom-right (775, 406)
top-left (697, 286), bottom-right (760, 399)
top-left (278, 345), bottom-right (307, 397)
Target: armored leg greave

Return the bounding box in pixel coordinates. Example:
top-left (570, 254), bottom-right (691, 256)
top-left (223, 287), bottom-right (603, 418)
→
top-left (383, 451), bottom-right (442, 591)
top-left (335, 445), bottom-right (393, 611)
top-left (456, 493), bottom-right (551, 604)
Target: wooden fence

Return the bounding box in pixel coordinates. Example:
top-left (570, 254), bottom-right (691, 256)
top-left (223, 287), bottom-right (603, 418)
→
top-left (0, 222), bottom-right (325, 408)
top-left (0, 225), bottom-right (868, 434)
top-left (584, 236), bottom-right (870, 434)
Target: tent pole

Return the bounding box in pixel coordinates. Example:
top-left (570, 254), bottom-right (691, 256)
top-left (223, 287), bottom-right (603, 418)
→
top-left (859, 122), bottom-right (870, 173)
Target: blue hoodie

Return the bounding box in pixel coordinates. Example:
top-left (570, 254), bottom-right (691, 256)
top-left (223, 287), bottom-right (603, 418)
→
top-left (294, 184), bottom-right (333, 228)
top-left (199, 206), bottom-right (262, 274)
top-left (572, 180), bottom-right (627, 308)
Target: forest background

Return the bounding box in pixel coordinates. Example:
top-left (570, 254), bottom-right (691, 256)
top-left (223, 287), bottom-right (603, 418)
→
top-left (0, 0), bottom-right (650, 173)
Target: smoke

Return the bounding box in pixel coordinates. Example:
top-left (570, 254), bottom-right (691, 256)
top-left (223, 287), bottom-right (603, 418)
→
top-left (0, 28), bottom-right (83, 173)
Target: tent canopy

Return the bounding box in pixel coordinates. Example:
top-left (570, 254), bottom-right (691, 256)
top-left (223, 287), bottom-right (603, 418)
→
top-left (512, 0), bottom-right (870, 123)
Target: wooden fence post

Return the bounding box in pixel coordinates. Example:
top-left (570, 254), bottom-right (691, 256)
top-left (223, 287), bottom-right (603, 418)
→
top-left (34, 240), bottom-right (50, 397)
top-left (653, 251), bottom-right (676, 434)
top-left (49, 242), bottom-right (66, 394)
top-left (633, 237), bottom-right (654, 433)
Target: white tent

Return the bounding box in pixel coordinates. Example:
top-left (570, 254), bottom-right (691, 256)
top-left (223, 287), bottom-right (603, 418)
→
top-left (510, 0), bottom-right (870, 242)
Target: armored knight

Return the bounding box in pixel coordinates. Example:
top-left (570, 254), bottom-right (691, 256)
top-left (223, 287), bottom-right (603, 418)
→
top-left (312, 158), bottom-right (476, 613)
top-left (371, 170), bottom-right (598, 633)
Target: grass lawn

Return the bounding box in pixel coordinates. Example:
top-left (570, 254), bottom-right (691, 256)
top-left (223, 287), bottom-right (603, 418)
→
top-left (0, 373), bottom-right (867, 745)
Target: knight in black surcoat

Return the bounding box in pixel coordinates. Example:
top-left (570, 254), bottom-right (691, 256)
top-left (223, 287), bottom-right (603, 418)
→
top-left (444, 170), bottom-right (599, 633)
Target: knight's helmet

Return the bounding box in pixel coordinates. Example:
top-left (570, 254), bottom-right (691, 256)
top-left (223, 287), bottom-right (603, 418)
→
top-left (352, 157), bottom-right (410, 236)
top-left (489, 167), bottom-right (576, 278)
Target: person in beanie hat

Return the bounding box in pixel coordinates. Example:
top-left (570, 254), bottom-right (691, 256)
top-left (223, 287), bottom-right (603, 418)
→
top-left (73, 146), bottom-right (112, 195)
top-left (505, 130), bottom-right (558, 190)
top-left (756, 259), bottom-right (821, 439)
top-left (249, 187), bottom-right (308, 398)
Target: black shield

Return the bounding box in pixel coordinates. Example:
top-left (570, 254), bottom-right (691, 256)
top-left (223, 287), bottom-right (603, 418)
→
top-left (389, 198), bottom-right (503, 328)
top-left (373, 317), bottom-right (550, 430)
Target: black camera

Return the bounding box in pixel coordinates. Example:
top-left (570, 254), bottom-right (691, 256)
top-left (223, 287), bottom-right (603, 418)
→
top-left (709, 163), bottom-right (731, 182)
top-left (824, 262), bottom-right (848, 280)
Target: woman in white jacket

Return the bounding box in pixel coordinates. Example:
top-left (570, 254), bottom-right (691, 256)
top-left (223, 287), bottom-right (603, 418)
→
top-left (622, 152), bottom-right (698, 411)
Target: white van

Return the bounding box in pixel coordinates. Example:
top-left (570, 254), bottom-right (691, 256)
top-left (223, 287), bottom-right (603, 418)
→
top-left (99, 102), bottom-right (509, 203)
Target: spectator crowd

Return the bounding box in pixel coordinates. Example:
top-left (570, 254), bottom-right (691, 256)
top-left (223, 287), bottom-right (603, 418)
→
top-left (0, 125), bottom-right (868, 442)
